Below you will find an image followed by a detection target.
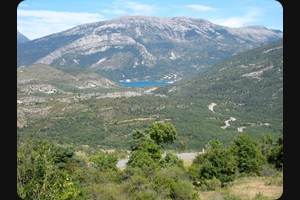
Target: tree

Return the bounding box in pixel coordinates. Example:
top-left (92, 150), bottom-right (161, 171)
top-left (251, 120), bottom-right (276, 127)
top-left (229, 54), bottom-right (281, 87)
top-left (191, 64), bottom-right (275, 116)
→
top-left (163, 152), bottom-right (184, 168)
top-left (178, 136), bottom-right (188, 152)
top-left (127, 122), bottom-right (180, 169)
top-left (127, 150), bottom-right (158, 169)
top-left (127, 130), bottom-right (162, 168)
top-left (17, 139), bottom-right (82, 199)
top-left (259, 135), bottom-right (274, 156)
top-left (230, 135), bottom-right (267, 175)
top-left (90, 151), bottom-right (118, 171)
top-left (146, 121), bottom-right (178, 146)
top-left (205, 139), bottom-right (224, 151)
top-left (190, 148), bottom-right (237, 186)
top-left (268, 134), bottom-right (283, 170)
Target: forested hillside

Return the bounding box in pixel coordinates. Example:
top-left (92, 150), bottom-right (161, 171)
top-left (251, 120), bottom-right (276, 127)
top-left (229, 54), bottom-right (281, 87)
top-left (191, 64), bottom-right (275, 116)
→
top-left (157, 39), bottom-right (283, 142)
top-left (17, 39), bottom-right (283, 150)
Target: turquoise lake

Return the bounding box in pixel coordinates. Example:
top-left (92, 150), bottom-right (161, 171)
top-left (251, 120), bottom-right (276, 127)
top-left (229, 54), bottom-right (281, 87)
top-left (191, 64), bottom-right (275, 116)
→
top-left (118, 81), bottom-right (172, 88)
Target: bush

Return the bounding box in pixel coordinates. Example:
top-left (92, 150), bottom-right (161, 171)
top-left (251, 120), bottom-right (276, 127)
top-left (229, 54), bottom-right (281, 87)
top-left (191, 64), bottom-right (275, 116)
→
top-left (203, 177), bottom-right (222, 191)
top-left (230, 135), bottom-right (267, 175)
top-left (124, 173), bottom-right (157, 200)
top-left (17, 139), bottom-right (83, 200)
top-left (163, 152), bottom-right (184, 168)
top-left (152, 168), bottom-right (200, 199)
top-left (88, 184), bottom-right (128, 200)
top-left (191, 148), bottom-right (237, 186)
top-left (127, 150), bottom-right (157, 168)
top-left (170, 179), bottom-right (200, 200)
top-left (90, 151), bottom-right (118, 171)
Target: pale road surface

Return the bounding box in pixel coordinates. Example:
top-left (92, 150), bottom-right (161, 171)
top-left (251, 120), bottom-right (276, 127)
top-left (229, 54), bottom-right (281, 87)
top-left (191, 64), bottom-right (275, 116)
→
top-left (117, 152), bottom-right (199, 168)
top-left (208, 103), bottom-right (217, 112)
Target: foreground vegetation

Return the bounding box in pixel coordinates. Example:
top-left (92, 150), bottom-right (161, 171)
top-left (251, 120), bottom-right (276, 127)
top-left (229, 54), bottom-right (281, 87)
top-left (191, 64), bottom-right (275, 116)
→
top-left (17, 122), bottom-right (283, 200)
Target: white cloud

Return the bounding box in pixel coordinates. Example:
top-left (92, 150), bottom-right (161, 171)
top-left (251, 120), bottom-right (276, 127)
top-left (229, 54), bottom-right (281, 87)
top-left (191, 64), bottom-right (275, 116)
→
top-left (102, 9), bottom-right (127, 15)
top-left (186, 4), bottom-right (217, 11)
top-left (17, 9), bottom-right (104, 40)
top-left (212, 11), bottom-right (260, 27)
top-left (114, 1), bottom-right (156, 15)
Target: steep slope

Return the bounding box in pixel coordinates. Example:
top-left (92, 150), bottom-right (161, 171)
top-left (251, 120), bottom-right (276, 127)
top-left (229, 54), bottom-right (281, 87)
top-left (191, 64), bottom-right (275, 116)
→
top-left (157, 39), bottom-right (283, 133)
top-left (17, 30), bottom-right (30, 44)
top-left (17, 16), bottom-right (282, 82)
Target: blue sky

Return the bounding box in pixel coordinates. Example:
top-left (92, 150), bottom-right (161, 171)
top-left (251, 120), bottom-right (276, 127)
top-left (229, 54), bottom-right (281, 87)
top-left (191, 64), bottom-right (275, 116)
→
top-left (17, 0), bottom-right (283, 40)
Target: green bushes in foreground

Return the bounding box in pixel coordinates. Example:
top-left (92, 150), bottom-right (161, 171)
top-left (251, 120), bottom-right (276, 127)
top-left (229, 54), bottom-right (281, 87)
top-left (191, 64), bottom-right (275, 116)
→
top-left (17, 122), bottom-right (283, 199)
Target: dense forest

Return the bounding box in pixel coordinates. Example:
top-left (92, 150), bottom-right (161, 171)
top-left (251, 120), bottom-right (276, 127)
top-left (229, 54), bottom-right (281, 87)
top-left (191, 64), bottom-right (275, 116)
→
top-left (18, 121), bottom-right (283, 200)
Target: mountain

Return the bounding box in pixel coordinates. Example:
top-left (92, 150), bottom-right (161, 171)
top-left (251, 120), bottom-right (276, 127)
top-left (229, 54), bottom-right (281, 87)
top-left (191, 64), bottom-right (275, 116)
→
top-left (17, 64), bottom-right (119, 92)
top-left (17, 30), bottom-right (30, 44)
top-left (157, 39), bottom-right (283, 133)
top-left (17, 16), bottom-right (282, 82)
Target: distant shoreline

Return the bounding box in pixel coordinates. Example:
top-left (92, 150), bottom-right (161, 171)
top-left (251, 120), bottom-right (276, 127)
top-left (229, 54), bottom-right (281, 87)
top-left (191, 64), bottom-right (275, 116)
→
top-left (118, 81), bottom-right (172, 88)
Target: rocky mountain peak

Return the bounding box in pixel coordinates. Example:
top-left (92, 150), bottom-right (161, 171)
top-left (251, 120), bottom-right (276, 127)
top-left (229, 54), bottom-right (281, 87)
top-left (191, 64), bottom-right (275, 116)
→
top-left (17, 15), bottom-right (282, 82)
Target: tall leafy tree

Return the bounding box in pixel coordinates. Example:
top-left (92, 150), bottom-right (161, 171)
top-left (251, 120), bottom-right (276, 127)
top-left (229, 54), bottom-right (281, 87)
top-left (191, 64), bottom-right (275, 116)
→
top-left (230, 135), bottom-right (267, 175)
top-left (146, 121), bottom-right (178, 146)
top-left (127, 130), bottom-right (161, 168)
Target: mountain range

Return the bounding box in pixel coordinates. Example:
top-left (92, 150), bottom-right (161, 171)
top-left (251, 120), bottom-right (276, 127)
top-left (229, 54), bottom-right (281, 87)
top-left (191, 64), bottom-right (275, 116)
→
top-left (17, 30), bottom-right (30, 44)
top-left (17, 16), bottom-right (283, 82)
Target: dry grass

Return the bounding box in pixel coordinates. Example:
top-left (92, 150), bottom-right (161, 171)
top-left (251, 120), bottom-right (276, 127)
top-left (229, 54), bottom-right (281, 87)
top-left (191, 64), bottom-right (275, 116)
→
top-left (232, 176), bottom-right (282, 198)
top-left (199, 175), bottom-right (283, 200)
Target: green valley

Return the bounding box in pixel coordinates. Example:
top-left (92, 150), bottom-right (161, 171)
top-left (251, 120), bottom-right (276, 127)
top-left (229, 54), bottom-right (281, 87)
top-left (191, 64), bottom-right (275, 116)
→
top-left (18, 40), bottom-right (283, 150)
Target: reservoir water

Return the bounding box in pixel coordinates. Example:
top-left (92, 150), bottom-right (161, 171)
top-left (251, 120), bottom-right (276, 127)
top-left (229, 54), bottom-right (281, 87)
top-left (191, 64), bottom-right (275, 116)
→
top-left (118, 81), bottom-right (172, 88)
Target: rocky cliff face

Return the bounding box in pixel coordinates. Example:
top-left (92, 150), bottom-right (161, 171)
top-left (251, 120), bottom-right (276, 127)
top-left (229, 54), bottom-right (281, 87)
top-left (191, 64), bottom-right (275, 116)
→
top-left (17, 16), bottom-right (283, 82)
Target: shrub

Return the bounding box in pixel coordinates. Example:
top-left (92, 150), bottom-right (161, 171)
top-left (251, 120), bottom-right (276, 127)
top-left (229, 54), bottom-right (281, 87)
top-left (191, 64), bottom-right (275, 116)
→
top-left (230, 135), bottom-right (267, 175)
top-left (203, 177), bottom-right (222, 191)
top-left (163, 152), bottom-right (184, 168)
top-left (170, 179), bottom-right (200, 200)
top-left (191, 148), bottom-right (238, 186)
top-left (90, 151), bottom-right (118, 171)
top-left (124, 174), bottom-right (158, 200)
top-left (17, 139), bottom-right (83, 199)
